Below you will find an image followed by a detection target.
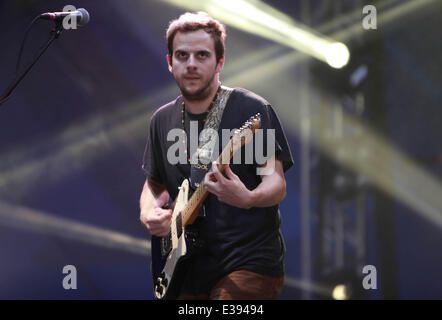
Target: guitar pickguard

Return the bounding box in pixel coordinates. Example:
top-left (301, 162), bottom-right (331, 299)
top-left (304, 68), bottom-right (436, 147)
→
top-left (153, 179), bottom-right (189, 299)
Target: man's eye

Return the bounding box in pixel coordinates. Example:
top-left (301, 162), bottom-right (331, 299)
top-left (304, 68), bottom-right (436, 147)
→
top-left (177, 52), bottom-right (187, 58)
top-left (198, 52), bottom-right (208, 58)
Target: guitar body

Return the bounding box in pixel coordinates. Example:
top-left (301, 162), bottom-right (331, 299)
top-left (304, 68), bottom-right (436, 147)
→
top-left (151, 179), bottom-right (196, 300)
top-left (151, 234), bottom-right (189, 299)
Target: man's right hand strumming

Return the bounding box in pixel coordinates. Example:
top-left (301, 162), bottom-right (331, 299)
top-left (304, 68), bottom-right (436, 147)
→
top-left (140, 180), bottom-right (173, 237)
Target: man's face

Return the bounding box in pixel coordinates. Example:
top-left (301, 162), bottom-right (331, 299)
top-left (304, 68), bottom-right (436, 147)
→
top-left (168, 29), bottom-right (224, 101)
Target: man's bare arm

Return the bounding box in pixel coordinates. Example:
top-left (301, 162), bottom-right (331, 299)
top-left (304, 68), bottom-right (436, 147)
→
top-left (204, 157), bottom-right (287, 209)
top-left (140, 179), bottom-right (165, 211)
top-left (139, 179), bottom-right (172, 237)
top-left (249, 158), bottom-right (286, 208)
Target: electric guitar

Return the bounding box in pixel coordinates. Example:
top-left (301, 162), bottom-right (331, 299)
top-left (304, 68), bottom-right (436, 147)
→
top-left (151, 113), bottom-right (261, 299)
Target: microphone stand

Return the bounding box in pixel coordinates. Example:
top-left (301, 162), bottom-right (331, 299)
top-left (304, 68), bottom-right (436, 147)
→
top-left (0, 20), bottom-right (64, 106)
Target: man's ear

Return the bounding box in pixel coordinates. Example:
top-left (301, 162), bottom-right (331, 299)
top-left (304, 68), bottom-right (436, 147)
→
top-left (216, 56), bottom-right (225, 74)
top-left (167, 54), bottom-right (173, 73)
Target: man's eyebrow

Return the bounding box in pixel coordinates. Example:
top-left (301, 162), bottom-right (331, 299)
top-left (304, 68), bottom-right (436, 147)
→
top-left (175, 48), bottom-right (211, 53)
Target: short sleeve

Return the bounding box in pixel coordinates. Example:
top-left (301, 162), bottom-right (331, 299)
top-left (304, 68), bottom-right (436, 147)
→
top-left (255, 104), bottom-right (294, 172)
top-left (141, 113), bottom-right (165, 184)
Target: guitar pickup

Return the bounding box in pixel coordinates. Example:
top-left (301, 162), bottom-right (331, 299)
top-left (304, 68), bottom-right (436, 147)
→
top-left (161, 233), bottom-right (172, 260)
top-left (176, 212), bottom-right (183, 239)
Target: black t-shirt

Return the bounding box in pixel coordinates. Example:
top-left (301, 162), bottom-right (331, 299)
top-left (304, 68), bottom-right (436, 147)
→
top-left (142, 87), bottom-right (294, 294)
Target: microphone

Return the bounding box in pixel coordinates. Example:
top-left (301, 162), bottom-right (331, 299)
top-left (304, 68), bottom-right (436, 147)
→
top-left (39, 8), bottom-right (90, 27)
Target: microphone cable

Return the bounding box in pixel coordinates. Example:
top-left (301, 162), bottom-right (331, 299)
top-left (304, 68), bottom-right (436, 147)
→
top-left (0, 14), bottom-right (64, 106)
top-left (15, 15), bottom-right (42, 78)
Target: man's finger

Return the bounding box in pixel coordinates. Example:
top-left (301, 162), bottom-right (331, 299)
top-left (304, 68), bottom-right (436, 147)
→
top-left (155, 190), bottom-right (170, 207)
top-left (211, 161), bottom-right (225, 182)
top-left (162, 209), bottom-right (172, 220)
top-left (204, 172), bottom-right (219, 195)
top-left (224, 164), bottom-right (236, 180)
top-left (153, 208), bottom-right (172, 221)
top-left (204, 171), bottom-right (217, 185)
top-left (149, 225), bottom-right (171, 237)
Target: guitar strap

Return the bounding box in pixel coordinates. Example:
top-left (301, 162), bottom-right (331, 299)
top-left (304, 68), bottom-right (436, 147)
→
top-left (189, 85), bottom-right (233, 216)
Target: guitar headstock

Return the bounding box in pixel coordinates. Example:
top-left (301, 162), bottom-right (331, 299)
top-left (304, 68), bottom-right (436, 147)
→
top-left (231, 113), bottom-right (261, 152)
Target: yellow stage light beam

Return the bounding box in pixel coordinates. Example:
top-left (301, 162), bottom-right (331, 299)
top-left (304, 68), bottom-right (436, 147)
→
top-left (0, 200), bottom-right (150, 255)
top-left (160, 0), bottom-right (350, 69)
top-left (310, 102), bottom-right (442, 229)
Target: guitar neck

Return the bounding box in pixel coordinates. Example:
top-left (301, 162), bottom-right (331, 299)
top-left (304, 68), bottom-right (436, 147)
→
top-left (181, 140), bottom-right (234, 227)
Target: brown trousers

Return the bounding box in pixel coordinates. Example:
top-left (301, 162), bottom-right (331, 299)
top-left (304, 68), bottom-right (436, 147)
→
top-left (177, 270), bottom-right (284, 300)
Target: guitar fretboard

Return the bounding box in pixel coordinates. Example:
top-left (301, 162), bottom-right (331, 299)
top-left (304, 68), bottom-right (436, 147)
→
top-left (181, 180), bottom-right (209, 226)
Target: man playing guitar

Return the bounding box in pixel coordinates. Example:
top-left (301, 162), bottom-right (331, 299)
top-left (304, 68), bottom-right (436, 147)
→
top-left (140, 12), bottom-right (293, 300)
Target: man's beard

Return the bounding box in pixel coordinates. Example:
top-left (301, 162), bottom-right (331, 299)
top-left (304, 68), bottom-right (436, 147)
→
top-left (177, 74), bottom-right (215, 102)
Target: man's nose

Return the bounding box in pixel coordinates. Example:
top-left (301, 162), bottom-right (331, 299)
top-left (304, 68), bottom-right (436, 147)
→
top-left (186, 54), bottom-right (197, 69)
